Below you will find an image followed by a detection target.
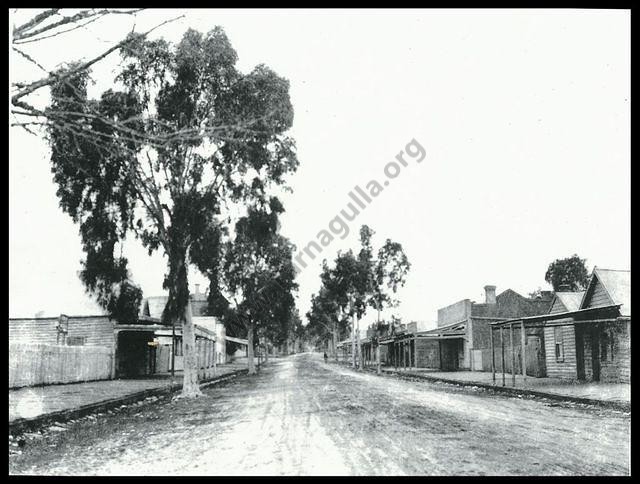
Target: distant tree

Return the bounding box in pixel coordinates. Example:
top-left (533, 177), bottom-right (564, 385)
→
top-left (305, 260), bottom-right (353, 359)
top-left (357, 225), bottom-right (411, 320)
top-left (545, 254), bottom-right (589, 291)
top-left (291, 311), bottom-right (306, 353)
top-left (528, 287), bottom-right (543, 299)
top-left (201, 198), bottom-right (298, 375)
top-left (357, 225), bottom-right (410, 373)
top-left (306, 225), bottom-right (410, 370)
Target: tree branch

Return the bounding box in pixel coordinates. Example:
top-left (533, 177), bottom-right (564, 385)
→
top-left (12, 9), bottom-right (60, 38)
top-left (13, 9), bottom-right (144, 42)
top-left (11, 13), bottom-right (184, 105)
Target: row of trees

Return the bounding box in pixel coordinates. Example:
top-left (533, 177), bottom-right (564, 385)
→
top-left (194, 197), bottom-right (300, 376)
top-left (306, 248), bottom-right (590, 372)
top-left (305, 225), bottom-right (410, 373)
top-left (16, 15), bottom-right (301, 397)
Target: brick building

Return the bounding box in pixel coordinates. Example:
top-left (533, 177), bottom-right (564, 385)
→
top-left (408, 285), bottom-right (553, 372)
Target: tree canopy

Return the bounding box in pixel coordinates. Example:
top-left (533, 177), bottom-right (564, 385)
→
top-left (306, 225), bottom-right (411, 357)
top-left (199, 197), bottom-right (298, 374)
top-left (545, 254), bottom-right (589, 292)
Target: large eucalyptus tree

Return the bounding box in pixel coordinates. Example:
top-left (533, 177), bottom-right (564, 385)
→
top-left (47, 27), bottom-right (298, 396)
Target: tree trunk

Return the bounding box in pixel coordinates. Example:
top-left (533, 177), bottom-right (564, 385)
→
top-left (333, 327), bottom-right (338, 361)
top-left (264, 341), bottom-right (269, 364)
top-left (247, 325), bottom-right (256, 375)
top-left (351, 311), bottom-right (357, 369)
top-left (164, 243), bottom-right (202, 398)
top-left (181, 302), bottom-right (202, 397)
top-left (357, 315), bottom-right (362, 371)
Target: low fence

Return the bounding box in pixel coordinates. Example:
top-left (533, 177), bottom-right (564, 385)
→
top-left (9, 344), bottom-right (113, 388)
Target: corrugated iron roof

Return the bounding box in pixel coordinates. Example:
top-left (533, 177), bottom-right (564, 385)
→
top-left (413, 321), bottom-right (466, 338)
top-left (490, 304), bottom-right (622, 326)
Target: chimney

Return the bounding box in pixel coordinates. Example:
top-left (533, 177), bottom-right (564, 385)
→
top-left (195, 284), bottom-right (200, 295)
top-left (484, 285), bottom-right (497, 304)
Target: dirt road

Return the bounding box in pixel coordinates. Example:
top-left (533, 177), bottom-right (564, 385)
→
top-left (9, 353), bottom-right (630, 476)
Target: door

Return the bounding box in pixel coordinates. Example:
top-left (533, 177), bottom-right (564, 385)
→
top-left (440, 340), bottom-right (459, 371)
top-left (525, 335), bottom-right (547, 378)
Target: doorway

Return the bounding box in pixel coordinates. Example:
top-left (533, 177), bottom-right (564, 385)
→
top-left (116, 331), bottom-right (155, 378)
top-left (440, 339), bottom-right (460, 371)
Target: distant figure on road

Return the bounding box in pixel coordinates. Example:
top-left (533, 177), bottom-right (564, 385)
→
top-left (323, 352), bottom-right (328, 363)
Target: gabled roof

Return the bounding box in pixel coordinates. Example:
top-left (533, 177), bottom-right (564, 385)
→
top-left (140, 294), bottom-right (207, 319)
top-left (141, 296), bottom-right (168, 319)
top-left (550, 292), bottom-right (584, 314)
top-left (580, 267), bottom-right (631, 316)
top-left (192, 316), bottom-right (220, 333)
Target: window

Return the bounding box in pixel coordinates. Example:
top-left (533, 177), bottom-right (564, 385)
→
top-left (175, 339), bottom-right (183, 356)
top-left (554, 327), bottom-right (564, 363)
top-left (67, 336), bottom-right (86, 346)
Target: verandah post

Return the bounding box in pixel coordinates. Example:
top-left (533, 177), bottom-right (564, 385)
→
top-left (501, 326), bottom-right (505, 387)
top-left (521, 320), bottom-right (526, 381)
top-left (510, 323), bottom-right (516, 387)
top-left (395, 342), bottom-right (398, 371)
top-left (490, 325), bottom-right (495, 384)
top-left (402, 340), bottom-right (406, 370)
top-left (413, 337), bottom-right (417, 369)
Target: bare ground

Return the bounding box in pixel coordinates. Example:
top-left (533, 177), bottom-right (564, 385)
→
top-left (8, 353), bottom-right (630, 476)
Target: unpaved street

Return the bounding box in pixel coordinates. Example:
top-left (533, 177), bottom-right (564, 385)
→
top-left (9, 353), bottom-right (630, 476)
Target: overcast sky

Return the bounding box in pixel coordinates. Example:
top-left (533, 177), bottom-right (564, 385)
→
top-left (9, 9), bottom-right (630, 328)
